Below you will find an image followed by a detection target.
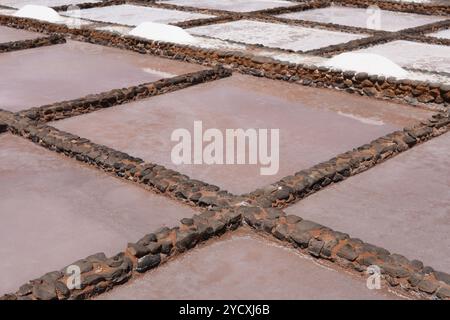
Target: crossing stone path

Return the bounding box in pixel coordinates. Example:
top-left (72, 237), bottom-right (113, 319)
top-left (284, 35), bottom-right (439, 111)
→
top-left (0, 0), bottom-right (449, 300)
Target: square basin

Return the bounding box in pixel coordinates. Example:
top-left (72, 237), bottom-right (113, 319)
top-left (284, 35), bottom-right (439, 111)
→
top-left (286, 132), bottom-right (450, 272)
top-left (428, 29), bottom-right (450, 40)
top-left (352, 40), bottom-right (450, 74)
top-left (64, 4), bottom-right (215, 26)
top-left (277, 5), bottom-right (446, 32)
top-left (0, 133), bottom-right (198, 295)
top-left (189, 20), bottom-right (367, 52)
top-left (0, 40), bottom-right (203, 112)
top-left (98, 231), bottom-right (399, 299)
top-left (0, 0), bottom-right (100, 8)
top-left (52, 74), bottom-right (432, 195)
top-left (157, 0), bottom-right (297, 12)
top-left (0, 26), bottom-right (43, 43)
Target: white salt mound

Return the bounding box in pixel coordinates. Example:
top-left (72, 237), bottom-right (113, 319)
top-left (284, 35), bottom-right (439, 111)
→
top-left (323, 52), bottom-right (409, 78)
top-left (129, 22), bottom-right (197, 45)
top-left (14, 5), bottom-right (63, 23)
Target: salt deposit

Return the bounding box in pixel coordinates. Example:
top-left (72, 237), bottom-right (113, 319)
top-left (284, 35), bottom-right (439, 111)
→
top-left (322, 52), bottom-right (409, 78)
top-left (429, 29), bottom-right (450, 40)
top-left (129, 22), bottom-right (197, 45)
top-left (158, 0), bottom-right (296, 13)
top-left (14, 4), bottom-right (63, 23)
top-left (64, 4), bottom-right (214, 26)
top-left (277, 5), bottom-right (445, 32)
top-left (189, 20), bottom-right (366, 52)
top-left (354, 40), bottom-right (450, 74)
top-left (0, 0), bottom-right (100, 9)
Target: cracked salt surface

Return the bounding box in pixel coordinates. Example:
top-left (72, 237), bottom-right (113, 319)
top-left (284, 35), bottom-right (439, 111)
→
top-left (189, 20), bottom-right (367, 52)
top-left (277, 5), bottom-right (446, 32)
top-left (95, 25), bottom-right (133, 35)
top-left (158, 0), bottom-right (297, 12)
top-left (402, 71), bottom-right (450, 85)
top-left (188, 37), bottom-right (247, 50)
top-left (64, 4), bottom-right (215, 26)
top-left (428, 29), bottom-right (450, 40)
top-left (0, 0), bottom-right (99, 8)
top-left (255, 50), bottom-right (328, 65)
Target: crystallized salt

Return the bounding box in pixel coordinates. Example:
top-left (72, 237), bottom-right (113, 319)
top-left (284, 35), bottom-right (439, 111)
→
top-left (322, 52), bottom-right (409, 78)
top-left (129, 22), bottom-right (197, 45)
top-left (14, 4), bottom-right (63, 23)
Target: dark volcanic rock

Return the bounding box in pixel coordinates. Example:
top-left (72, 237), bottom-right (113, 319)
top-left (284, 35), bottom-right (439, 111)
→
top-left (175, 230), bottom-right (199, 252)
top-left (127, 243), bottom-right (151, 258)
top-left (337, 244), bottom-right (359, 262)
top-left (136, 254), bottom-right (161, 273)
top-left (32, 282), bottom-right (57, 300)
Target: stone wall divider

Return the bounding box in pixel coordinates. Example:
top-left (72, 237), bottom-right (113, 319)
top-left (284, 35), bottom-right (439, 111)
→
top-left (247, 110), bottom-right (450, 208)
top-left (335, 0), bottom-right (450, 16)
top-left (240, 205), bottom-right (450, 300)
top-left (0, 206), bottom-right (242, 300)
top-left (0, 15), bottom-right (449, 108)
top-left (18, 66), bottom-right (232, 122)
top-left (0, 110), bottom-right (241, 211)
top-left (0, 34), bottom-right (65, 53)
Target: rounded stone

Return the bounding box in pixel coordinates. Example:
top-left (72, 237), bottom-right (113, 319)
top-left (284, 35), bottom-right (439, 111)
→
top-left (136, 254), bottom-right (161, 273)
